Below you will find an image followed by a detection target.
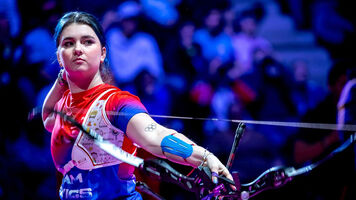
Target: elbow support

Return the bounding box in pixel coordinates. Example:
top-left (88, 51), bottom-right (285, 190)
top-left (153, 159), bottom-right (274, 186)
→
top-left (161, 134), bottom-right (193, 159)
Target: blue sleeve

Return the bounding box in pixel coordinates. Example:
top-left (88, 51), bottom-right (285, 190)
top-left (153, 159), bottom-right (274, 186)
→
top-left (109, 92), bottom-right (147, 134)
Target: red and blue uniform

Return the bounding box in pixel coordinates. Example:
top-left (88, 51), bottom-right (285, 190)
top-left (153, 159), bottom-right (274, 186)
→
top-left (51, 83), bottom-right (147, 200)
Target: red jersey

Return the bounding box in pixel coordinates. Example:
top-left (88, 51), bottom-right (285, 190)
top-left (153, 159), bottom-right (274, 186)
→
top-left (51, 83), bottom-right (147, 171)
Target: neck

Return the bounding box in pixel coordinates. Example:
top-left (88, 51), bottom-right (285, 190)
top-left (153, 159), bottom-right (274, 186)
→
top-left (67, 72), bottom-right (104, 93)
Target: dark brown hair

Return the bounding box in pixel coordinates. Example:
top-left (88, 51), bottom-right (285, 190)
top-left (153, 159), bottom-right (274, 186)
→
top-left (54, 11), bottom-right (112, 83)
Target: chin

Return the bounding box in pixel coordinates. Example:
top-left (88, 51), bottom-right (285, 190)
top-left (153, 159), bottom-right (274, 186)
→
top-left (70, 65), bottom-right (89, 72)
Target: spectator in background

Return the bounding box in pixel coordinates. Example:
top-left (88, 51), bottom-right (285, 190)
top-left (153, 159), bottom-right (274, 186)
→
top-left (105, 1), bottom-right (164, 89)
top-left (139, 0), bottom-right (179, 27)
top-left (164, 21), bottom-right (208, 92)
top-left (16, 0), bottom-right (62, 38)
top-left (276, 0), bottom-right (311, 30)
top-left (133, 70), bottom-right (172, 126)
top-left (229, 9), bottom-right (272, 79)
top-left (0, 2), bottom-right (59, 199)
top-left (293, 61), bottom-right (349, 165)
top-left (221, 52), bottom-right (296, 188)
top-left (13, 0), bottom-right (62, 109)
top-left (222, 7), bottom-right (236, 37)
top-left (244, 54), bottom-right (297, 125)
top-left (290, 61), bottom-right (351, 200)
top-left (0, 2), bottom-right (22, 199)
top-left (0, 2), bottom-right (16, 81)
top-left (0, 0), bottom-right (22, 127)
top-left (132, 69), bottom-right (172, 200)
top-left (202, 86), bottom-right (241, 158)
top-left (163, 21), bottom-right (210, 138)
top-left (238, 52), bottom-right (298, 166)
top-left (58, 0), bottom-right (117, 19)
top-left (174, 13), bottom-right (233, 148)
top-left (291, 59), bottom-right (326, 118)
top-left (0, 0), bottom-right (21, 38)
top-left (18, 27), bottom-right (58, 108)
top-left (311, 0), bottom-right (355, 60)
top-left (189, 7), bottom-right (235, 141)
top-left (193, 8), bottom-right (234, 85)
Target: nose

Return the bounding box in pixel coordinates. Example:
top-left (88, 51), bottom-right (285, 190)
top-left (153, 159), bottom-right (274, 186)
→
top-left (74, 43), bottom-right (83, 56)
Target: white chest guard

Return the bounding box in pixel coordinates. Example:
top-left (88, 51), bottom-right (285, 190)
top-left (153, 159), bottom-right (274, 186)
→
top-left (58, 89), bottom-right (136, 175)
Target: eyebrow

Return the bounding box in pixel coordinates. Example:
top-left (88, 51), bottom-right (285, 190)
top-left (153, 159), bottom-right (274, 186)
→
top-left (62, 35), bottom-right (96, 41)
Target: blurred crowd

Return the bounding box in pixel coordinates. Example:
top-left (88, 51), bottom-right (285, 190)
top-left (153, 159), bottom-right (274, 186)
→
top-left (0, 0), bottom-right (355, 199)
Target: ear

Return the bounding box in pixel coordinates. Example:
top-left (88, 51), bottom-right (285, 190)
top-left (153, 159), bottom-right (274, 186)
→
top-left (57, 52), bottom-right (63, 67)
top-left (101, 47), bottom-right (107, 63)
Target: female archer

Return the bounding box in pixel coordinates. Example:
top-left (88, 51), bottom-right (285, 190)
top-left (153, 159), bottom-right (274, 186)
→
top-left (42, 11), bottom-right (234, 199)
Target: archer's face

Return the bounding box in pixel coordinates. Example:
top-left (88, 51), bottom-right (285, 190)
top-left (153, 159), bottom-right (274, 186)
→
top-left (57, 23), bottom-right (106, 80)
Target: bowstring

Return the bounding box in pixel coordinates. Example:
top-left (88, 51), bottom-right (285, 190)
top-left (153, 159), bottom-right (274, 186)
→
top-left (29, 107), bottom-right (356, 132)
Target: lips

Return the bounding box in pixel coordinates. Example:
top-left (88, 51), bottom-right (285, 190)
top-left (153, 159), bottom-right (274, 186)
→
top-left (73, 58), bottom-right (85, 63)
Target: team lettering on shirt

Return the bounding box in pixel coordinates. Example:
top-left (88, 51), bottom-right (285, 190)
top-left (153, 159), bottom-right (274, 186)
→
top-left (59, 173), bottom-right (93, 199)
